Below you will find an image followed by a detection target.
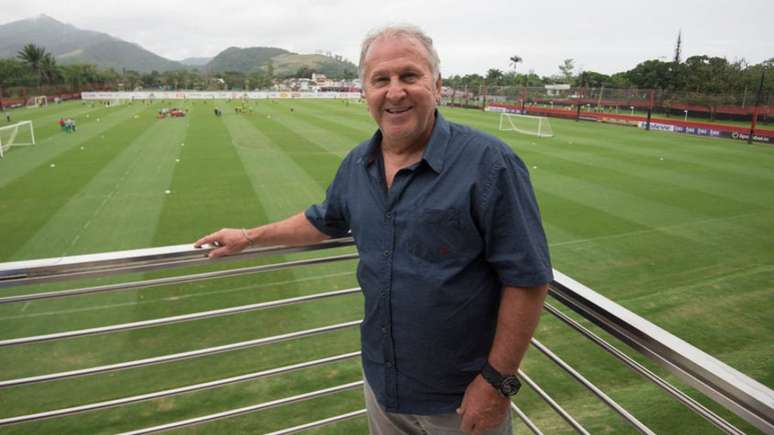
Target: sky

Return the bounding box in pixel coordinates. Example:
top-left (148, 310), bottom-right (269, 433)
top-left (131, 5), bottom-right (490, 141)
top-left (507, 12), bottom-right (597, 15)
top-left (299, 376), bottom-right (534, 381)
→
top-left (2, 0), bottom-right (772, 77)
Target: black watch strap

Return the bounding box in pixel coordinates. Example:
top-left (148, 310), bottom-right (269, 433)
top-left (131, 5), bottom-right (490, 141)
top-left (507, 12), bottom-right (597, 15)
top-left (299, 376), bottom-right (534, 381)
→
top-left (481, 361), bottom-right (521, 397)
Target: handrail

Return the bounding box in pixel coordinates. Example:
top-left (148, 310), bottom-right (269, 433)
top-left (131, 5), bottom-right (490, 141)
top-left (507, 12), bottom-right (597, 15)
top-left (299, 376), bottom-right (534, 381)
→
top-left (548, 269), bottom-right (774, 433)
top-left (1, 239), bottom-right (772, 433)
top-left (0, 237), bottom-right (355, 288)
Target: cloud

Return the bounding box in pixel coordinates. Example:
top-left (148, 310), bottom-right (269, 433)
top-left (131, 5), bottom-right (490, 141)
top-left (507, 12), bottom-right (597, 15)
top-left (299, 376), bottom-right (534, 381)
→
top-left (3, 0), bottom-right (772, 76)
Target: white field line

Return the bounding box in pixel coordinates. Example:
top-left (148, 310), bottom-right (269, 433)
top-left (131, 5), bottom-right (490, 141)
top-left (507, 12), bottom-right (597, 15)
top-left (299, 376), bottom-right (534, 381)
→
top-left (3, 271), bottom-right (355, 320)
top-left (549, 210), bottom-right (771, 249)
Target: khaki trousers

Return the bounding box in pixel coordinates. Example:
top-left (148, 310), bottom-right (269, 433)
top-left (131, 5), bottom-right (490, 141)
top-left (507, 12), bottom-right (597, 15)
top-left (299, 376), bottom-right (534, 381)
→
top-left (364, 378), bottom-right (514, 435)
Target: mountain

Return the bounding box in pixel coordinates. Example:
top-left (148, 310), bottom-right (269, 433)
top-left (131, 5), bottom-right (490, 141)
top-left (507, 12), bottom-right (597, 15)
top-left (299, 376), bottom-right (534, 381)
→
top-left (179, 57), bottom-right (212, 66)
top-left (0, 14), bottom-right (183, 72)
top-left (205, 46), bottom-right (357, 78)
top-left (1, 15), bottom-right (358, 78)
top-left (205, 46), bottom-right (291, 73)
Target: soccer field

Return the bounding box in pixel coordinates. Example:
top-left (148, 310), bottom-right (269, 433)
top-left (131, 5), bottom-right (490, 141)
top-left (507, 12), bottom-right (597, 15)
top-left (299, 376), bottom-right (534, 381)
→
top-left (0, 99), bottom-right (772, 434)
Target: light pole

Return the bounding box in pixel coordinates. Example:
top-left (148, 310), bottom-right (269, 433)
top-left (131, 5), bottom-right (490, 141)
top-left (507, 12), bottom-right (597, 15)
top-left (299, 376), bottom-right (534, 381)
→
top-left (630, 106), bottom-right (634, 116)
top-left (684, 110), bottom-right (688, 122)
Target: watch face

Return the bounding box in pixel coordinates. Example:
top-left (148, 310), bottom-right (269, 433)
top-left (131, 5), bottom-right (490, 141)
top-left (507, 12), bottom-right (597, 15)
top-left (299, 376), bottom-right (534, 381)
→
top-left (501, 376), bottom-right (520, 396)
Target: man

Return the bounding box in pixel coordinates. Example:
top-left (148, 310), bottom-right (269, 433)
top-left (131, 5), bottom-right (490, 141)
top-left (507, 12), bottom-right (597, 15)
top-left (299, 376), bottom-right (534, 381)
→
top-left (195, 25), bottom-right (552, 434)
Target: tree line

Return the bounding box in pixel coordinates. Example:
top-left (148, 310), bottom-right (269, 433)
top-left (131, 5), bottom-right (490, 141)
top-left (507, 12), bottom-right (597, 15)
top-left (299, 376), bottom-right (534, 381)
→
top-left (445, 55), bottom-right (772, 98)
top-left (2, 43), bottom-right (772, 99)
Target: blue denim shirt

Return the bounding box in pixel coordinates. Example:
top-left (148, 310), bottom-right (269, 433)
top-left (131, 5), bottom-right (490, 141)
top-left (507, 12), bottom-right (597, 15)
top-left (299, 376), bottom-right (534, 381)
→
top-left (305, 112), bottom-right (552, 415)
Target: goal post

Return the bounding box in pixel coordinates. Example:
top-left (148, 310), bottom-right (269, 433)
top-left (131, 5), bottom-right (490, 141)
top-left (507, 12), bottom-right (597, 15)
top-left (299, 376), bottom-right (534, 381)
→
top-left (498, 112), bottom-right (554, 138)
top-left (27, 96), bottom-right (48, 108)
top-left (0, 120), bottom-right (35, 159)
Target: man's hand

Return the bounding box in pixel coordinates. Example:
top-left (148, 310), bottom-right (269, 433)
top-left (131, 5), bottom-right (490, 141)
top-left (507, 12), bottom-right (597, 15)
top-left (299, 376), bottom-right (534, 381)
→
top-left (194, 228), bottom-right (251, 258)
top-left (456, 374), bottom-right (510, 434)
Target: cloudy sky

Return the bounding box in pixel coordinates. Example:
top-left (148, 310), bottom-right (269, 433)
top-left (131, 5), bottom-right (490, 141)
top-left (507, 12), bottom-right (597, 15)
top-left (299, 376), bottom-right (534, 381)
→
top-left (3, 0), bottom-right (772, 77)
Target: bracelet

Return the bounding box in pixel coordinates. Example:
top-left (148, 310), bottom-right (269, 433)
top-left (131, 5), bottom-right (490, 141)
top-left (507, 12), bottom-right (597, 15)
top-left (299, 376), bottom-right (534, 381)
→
top-left (240, 228), bottom-right (257, 245)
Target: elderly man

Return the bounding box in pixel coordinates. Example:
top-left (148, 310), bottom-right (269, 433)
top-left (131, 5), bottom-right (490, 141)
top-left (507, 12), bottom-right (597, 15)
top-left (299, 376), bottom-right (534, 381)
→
top-left (195, 25), bottom-right (552, 435)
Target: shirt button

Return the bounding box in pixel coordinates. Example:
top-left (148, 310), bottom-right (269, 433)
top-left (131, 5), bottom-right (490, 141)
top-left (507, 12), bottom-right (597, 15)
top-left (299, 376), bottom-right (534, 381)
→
top-left (385, 212), bottom-right (392, 219)
top-left (384, 250), bottom-right (391, 257)
top-left (381, 326), bottom-right (387, 334)
top-left (386, 361), bottom-right (393, 368)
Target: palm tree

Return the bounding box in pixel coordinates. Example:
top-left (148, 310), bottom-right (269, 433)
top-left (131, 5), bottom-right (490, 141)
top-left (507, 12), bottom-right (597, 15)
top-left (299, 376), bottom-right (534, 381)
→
top-left (40, 53), bottom-right (60, 84)
top-left (17, 43), bottom-right (48, 86)
top-left (509, 55), bottom-right (523, 73)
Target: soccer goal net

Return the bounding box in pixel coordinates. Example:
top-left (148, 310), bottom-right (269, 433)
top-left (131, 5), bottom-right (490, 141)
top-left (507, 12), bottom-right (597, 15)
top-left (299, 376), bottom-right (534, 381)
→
top-left (27, 96), bottom-right (48, 108)
top-left (498, 112), bottom-right (554, 138)
top-left (0, 120), bottom-right (35, 159)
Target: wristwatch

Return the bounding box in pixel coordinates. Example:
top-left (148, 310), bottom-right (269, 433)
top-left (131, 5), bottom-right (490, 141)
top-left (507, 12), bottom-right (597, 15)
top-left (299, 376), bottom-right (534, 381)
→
top-left (481, 361), bottom-right (521, 397)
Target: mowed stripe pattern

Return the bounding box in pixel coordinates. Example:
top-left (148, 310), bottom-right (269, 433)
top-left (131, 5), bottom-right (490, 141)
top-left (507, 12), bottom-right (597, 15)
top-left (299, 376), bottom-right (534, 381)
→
top-left (0, 99), bottom-right (772, 434)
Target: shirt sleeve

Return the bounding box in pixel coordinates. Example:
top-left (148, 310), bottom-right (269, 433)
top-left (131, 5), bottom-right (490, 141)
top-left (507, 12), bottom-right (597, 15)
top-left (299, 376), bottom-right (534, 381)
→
top-left (304, 154), bottom-right (352, 238)
top-left (479, 149), bottom-right (553, 288)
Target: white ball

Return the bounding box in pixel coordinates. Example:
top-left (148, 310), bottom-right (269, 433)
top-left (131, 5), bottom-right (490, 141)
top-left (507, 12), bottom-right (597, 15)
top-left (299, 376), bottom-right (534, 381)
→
top-left (175, 159), bottom-right (180, 163)
top-left (164, 190), bottom-right (171, 194)
top-left (50, 163), bottom-right (56, 167)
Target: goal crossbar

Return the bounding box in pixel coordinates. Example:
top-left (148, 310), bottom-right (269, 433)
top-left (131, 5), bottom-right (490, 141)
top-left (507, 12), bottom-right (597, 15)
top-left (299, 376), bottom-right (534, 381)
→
top-left (0, 120), bottom-right (36, 159)
top-left (498, 112), bottom-right (554, 138)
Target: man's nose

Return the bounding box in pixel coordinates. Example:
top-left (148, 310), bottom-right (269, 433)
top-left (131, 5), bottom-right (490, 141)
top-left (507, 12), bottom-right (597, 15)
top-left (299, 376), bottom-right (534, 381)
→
top-left (385, 78), bottom-right (406, 100)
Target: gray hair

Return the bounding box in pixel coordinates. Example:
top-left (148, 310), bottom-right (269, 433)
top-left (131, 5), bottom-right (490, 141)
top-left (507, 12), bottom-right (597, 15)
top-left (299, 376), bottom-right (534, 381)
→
top-left (358, 24), bottom-right (441, 84)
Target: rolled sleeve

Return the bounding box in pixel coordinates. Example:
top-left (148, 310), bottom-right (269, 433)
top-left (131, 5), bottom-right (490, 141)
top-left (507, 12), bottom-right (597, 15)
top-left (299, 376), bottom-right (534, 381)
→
top-left (480, 151), bottom-right (553, 288)
top-left (304, 155), bottom-right (352, 238)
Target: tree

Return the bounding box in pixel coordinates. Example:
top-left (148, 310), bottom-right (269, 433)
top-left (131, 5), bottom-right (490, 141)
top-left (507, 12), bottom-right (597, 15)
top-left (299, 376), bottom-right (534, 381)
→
top-left (40, 53), bottom-right (61, 84)
top-left (16, 43), bottom-right (48, 86)
top-left (558, 59), bottom-right (575, 83)
top-left (673, 30), bottom-right (683, 64)
top-left (509, 55), bottom-right (522, 73)
top-left (486, 68), bottom-right (504, 86)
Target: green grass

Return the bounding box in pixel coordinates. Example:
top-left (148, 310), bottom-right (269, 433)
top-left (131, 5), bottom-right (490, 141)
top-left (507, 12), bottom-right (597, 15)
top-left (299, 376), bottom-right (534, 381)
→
top-left (0, 99), bottom-right (772, 434)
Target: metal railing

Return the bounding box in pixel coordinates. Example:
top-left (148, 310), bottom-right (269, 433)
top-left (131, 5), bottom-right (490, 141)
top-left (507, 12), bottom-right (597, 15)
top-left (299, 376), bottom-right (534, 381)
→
top-left (0, 239), bottom-right (771, 434)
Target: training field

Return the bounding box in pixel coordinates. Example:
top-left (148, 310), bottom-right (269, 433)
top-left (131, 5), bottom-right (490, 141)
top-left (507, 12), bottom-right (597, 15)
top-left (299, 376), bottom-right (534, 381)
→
top-left (0, 99), bottom-right (772, 434)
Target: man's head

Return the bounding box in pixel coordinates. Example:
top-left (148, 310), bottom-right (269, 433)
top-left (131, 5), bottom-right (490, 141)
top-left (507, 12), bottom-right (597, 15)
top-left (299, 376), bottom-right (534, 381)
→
top-left (359, 25), bottom-right (442, 150)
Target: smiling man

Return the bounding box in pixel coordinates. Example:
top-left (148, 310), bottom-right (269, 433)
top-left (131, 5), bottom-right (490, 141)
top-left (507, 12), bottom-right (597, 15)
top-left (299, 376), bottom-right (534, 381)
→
top-left (195, 25), bottom-right (552, 435)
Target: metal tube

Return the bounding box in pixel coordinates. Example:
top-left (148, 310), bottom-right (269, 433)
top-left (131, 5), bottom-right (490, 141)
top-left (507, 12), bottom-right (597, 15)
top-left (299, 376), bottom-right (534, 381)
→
top-left (0, 320), bottom-right (362, 387)
top-left (0, 288), bottom-right (361, 347)
top-left (548, 269), bottom-right (774, 433)
top-left (115, 381), bottom-right (364, 435)
top-left (264, 409), bottom-right (367, 435)
top-left (0, 254), bottom-right (358, 304)
top-left (518, 370), bottom-right (590, 435)
top-left (530, 338), bottom-right (655, 434)
top-left (0, 237), bottom-right (356, 288)
top-left (542, 303), bottom-right (744, 435)
top-left (511, 402), bottom-right (543, 435)
top-left (0, 352), bottom-right (361, 426)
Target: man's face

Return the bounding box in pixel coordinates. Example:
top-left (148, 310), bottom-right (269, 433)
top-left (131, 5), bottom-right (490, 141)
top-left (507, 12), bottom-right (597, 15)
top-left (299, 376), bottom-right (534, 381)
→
top-left (362, 36), bottom-right (442, 147)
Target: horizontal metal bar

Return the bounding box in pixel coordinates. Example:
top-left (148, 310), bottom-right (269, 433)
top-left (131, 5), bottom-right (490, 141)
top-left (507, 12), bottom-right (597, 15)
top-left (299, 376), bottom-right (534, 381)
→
top-left (0, 253), bottom-right (358, 304)
top-left (518, 369), bottom-right (590, 435)
top-left (264, 409), bottom-right (367, 435)
top-left (549, 269), bottom-right (774, 433)
top-left (0, 320), bottom-right (362, 388)
top-left (511, 402), bottom-right (543, 435)
top-left (542, 302), bottom-right (744, 435)
top-left (0, 237), bottom-right (355, 288)
top-left (0, 352), bottom-right (361, 426)
top-left (530, 337), bottom-right (654, 435)
top-left (116, 380), bottom-right (364, 435)
top-left (0, 288), bottom-right (361, 347)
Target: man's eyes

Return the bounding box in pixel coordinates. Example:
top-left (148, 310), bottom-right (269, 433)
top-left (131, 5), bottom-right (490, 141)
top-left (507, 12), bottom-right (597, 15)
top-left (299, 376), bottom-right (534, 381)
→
top-left (371, 73), bottom-right (420, 86)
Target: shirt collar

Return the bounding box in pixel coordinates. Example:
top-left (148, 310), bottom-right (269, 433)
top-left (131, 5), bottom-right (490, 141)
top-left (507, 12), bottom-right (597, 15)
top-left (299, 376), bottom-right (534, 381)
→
top-left (363, 110), bottom-right (449, 174)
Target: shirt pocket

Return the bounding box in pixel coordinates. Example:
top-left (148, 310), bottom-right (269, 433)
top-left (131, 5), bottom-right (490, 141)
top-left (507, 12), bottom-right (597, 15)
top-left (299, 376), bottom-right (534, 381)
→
top-left (408, 208), bottom-right (468, 263)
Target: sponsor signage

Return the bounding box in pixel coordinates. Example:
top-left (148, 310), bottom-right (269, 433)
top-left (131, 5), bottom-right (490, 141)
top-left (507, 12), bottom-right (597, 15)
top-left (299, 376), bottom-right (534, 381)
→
top-left (637, 121), bottom-right (772, 143)
top-left (81, 91), bottom-right (361, 100)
